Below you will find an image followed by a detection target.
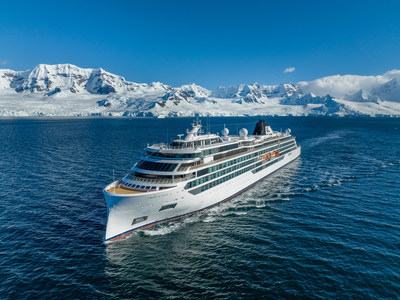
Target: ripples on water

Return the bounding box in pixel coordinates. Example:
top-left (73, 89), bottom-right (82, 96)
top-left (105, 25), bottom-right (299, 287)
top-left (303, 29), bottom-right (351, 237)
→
top-left (0, 117), bottom-right (399, 298)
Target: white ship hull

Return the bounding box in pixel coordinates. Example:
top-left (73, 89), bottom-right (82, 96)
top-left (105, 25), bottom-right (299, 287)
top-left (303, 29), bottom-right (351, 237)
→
top-left (104, 146), bottom-right (301, 243)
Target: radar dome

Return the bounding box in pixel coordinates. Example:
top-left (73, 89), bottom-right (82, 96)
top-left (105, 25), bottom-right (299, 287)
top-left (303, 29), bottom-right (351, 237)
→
top-left (239, 128), bottom-right (248, 137)
top-left (222, 128), bottom-right (229, 136)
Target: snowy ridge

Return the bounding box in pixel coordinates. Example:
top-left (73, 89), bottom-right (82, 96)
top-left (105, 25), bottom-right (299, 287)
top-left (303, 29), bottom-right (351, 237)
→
top-left (0, 64), bottom-right (400, 117)
top-left (211, 83), bottom-right (302, 104)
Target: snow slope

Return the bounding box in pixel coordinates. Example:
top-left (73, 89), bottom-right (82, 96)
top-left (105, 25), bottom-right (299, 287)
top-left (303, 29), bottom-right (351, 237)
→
top-left (0, 64), bottom-right (399, 117)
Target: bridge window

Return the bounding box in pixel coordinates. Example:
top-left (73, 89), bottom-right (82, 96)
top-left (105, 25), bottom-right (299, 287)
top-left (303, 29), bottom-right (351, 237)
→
top-left (136, 161), bottom-right (178, 172)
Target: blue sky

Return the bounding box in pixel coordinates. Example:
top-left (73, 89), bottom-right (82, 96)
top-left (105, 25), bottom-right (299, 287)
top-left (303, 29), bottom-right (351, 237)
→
top-left (0, 0), bottom-right (399, 88)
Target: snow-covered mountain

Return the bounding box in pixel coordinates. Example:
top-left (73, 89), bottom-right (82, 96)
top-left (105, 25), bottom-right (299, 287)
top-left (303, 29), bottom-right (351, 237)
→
top-left (0, 64), bottom-right (146, 95)
top-left (211, 83), bottom-right (302, 104)
top-left (298, 70), bottom-right (400, 102)
top-left (0, 64), bottom-right (399, 117)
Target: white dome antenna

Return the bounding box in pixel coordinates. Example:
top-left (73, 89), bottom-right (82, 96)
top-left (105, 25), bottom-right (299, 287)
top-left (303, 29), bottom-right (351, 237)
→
top-left (222, 127), bottom-right (229, 137)
top-left (239, 128), bottom-right (248, 138)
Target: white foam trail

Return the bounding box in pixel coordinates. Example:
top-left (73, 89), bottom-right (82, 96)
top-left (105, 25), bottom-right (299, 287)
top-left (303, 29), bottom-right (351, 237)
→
top-left (232, 211), bottom-right (248, 215)
top-left (202, 216), bottom-right (217, 223)
top-left (305, 132), bottom-right (344, 148)
top-left (140, 214), bottom-right (201, 236)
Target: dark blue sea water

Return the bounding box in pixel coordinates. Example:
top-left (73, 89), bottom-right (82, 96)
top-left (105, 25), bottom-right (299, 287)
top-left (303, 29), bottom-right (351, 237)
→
top-left (0, 117), bottom-right (399, 299)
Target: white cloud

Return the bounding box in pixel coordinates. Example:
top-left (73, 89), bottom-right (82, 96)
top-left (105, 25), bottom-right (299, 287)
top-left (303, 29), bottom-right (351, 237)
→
top-left (283, 67), bottom-right (295, 73)
top-left (297, 72), bottom-right (399, 97)
top-left (1, 60), bottom-right (8, 65)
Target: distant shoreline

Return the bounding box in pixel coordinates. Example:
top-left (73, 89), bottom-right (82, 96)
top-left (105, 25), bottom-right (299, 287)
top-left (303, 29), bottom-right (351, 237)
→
top-left (0, 115), bottom-right (399, 120)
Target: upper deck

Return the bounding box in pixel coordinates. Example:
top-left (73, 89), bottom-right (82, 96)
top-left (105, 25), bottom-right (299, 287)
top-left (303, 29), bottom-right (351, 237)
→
top-left (111, 119), bottom-right (297, 194)
top-left (144, 120), bottom-right (285, 159)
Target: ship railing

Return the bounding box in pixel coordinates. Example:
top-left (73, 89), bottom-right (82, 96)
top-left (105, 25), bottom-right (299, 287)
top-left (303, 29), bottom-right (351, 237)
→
top-left (148, 143), bottom-right (201, 150)
top-left (149, 143), bottom-right (191, 150)
top-left (127, 174), bottom-right (196, 184)
top-left (148, 140), bottom-right (228, 150)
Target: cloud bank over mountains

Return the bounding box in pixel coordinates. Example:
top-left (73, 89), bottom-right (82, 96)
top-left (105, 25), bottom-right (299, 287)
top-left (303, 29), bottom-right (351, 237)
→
top-left (0, 64), bottom-right (399, 117)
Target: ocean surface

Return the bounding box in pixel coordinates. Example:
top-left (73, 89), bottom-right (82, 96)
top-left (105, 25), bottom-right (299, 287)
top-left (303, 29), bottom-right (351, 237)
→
top-left (0, 117), bottom-right (399, 299)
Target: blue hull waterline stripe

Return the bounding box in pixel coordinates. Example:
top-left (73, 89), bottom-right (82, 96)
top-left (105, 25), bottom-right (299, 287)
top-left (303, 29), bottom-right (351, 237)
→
top-left (105, 154), bottom-right (300, 242)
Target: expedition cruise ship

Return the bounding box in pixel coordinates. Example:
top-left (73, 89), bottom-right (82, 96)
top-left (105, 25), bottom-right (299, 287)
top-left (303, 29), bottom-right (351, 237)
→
top-left (103, 120), bottom-right (301, 243)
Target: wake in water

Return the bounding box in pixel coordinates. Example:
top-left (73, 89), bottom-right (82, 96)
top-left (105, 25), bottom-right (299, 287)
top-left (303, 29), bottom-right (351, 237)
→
top-left (139, 220), bottom-right (194, 236)
top-left (302, 130), bottom-right (353, 149)
top-left (138, 199), bottom-right (251, 236)
top-left (304, 134), bottom-right (339, 148)
top-left (377, 160), bottom-right (400, 169)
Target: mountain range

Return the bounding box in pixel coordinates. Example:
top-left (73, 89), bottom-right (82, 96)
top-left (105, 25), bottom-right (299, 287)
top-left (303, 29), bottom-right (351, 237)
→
top-left (0, 64), bottom-right (399, 117)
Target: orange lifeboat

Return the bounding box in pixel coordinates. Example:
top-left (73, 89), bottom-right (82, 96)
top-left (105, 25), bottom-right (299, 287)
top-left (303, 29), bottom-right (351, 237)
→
top-left (263, 153), bottom-right (271, 160)
top-left (271, 150), bottom-right (280, 157)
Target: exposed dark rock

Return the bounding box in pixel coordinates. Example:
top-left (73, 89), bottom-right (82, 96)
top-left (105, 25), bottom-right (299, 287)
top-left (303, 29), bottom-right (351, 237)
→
top-left (96, 85), bottom-right (116, 94)
top-left (97, 99), bottom-right (112, 107)
top-left (46, 87), bottom-right (61, 96)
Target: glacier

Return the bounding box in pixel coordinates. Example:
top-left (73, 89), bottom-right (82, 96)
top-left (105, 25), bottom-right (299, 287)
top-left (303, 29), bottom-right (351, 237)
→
top-left (0, 64), bottom-right (399, 117)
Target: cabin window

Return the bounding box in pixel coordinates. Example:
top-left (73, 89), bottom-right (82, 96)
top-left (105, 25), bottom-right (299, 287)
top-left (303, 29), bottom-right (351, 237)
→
top-left (197, 168), bottom-right (209, 176)
top-left (132, 172), bottom-right (173, 180)
top-left (159, 203), bottom-right (177, 211)
top-left (132, 216), bottom-right (148, 225)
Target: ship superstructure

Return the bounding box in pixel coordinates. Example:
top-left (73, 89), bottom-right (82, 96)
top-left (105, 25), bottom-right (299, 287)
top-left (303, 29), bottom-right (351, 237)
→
top-left (103, 119), bottom-right (301, 242)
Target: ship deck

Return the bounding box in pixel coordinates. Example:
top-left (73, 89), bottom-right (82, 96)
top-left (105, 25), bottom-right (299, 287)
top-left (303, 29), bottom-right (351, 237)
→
top-left (107, 187), bottom-right (144, 194)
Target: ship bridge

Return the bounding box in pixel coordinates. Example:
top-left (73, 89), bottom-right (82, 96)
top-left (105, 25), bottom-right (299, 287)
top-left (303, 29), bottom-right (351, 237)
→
top-left (146, 120), bottom-right (223, 154)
